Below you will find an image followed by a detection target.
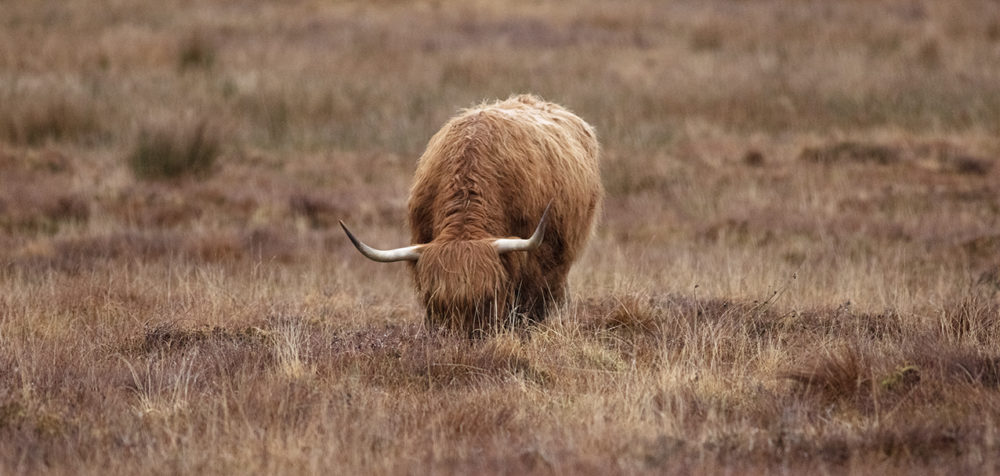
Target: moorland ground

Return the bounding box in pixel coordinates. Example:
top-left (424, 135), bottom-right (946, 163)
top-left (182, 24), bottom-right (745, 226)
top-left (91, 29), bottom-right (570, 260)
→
top-left (2, 0), bottom-right (1000, 474)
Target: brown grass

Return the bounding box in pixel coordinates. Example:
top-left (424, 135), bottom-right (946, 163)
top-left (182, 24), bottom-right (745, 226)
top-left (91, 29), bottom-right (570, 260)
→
top-left (2, 0), bottom-right (1000, 474)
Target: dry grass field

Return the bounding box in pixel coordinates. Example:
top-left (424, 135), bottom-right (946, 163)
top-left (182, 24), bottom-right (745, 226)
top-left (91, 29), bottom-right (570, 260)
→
top-left (2, 0), bottom-right (1000, 474)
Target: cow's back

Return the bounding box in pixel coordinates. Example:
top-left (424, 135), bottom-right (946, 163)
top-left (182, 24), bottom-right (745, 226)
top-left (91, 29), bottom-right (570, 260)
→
top-left (408, 95), bottom-right (602, 256)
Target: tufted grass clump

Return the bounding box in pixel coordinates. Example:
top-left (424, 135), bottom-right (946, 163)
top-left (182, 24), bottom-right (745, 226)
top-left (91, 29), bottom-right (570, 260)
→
top-left (0, 89), bottom-right (102, 146)
top-left (127, 120), bottom-right (220, 181)
top-left (177, 32), bottom-right (216, 71)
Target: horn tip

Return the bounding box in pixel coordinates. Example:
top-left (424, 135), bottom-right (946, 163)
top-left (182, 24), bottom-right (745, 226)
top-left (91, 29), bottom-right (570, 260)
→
top-left (340, 221), bottom-right (362, 247)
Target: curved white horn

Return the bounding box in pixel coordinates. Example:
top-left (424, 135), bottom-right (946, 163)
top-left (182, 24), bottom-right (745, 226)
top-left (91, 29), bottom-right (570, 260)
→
top-left (340, 221), bottom-right (422, 262)
top-left (493, 201), bottom-right (553, 254)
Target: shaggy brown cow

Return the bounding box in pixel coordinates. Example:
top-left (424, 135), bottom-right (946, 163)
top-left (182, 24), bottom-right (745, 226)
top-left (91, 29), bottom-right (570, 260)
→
top-left (341, 95), bottom-right (602, 335)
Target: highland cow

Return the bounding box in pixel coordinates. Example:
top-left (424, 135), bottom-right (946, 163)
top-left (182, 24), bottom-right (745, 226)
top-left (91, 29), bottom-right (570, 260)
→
top-left (341, 95), bottom-right (602, 335)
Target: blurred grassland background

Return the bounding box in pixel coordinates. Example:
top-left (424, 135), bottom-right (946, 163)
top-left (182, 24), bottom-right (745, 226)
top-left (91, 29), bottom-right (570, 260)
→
top-left (2, 0), bottom-right (1000, 474)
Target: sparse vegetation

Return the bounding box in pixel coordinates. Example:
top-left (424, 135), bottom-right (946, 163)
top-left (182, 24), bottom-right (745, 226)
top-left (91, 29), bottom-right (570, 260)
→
top-left (1, 0), bottom-right (1000, 474)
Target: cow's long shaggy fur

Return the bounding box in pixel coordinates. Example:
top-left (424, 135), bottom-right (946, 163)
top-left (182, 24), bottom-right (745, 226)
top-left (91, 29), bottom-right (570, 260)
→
top-left (408, 95), bottom-right (603, 334)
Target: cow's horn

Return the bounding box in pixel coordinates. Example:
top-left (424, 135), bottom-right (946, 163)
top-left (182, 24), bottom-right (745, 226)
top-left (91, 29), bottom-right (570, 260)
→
top-left (494, 201), bottom-right (552, 254)
top-left (340, 221), bottom-right (422, 262)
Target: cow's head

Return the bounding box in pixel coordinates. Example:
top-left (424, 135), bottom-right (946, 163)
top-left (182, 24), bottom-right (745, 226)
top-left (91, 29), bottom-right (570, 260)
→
top-left (340, 204), bottom-right (551, 334)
